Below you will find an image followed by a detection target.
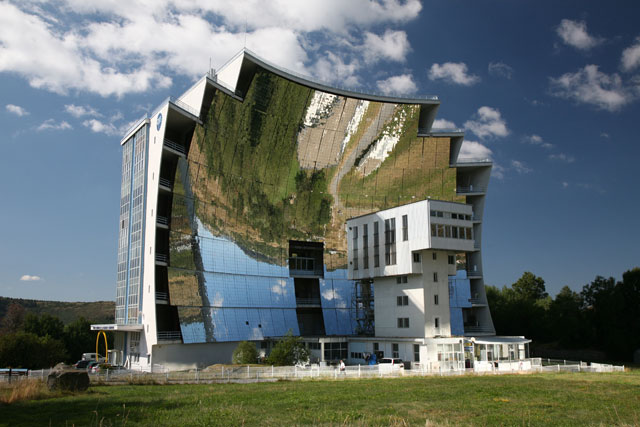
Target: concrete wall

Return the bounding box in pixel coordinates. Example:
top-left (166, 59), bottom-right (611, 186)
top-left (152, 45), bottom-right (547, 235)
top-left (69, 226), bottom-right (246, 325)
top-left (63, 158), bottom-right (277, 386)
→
top-left (152, 341), bottom-right (240, 371)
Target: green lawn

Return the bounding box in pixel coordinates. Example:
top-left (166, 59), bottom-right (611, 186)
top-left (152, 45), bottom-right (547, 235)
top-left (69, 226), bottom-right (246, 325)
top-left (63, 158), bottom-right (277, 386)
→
top-left (2, 372), bottom-right (639, 426)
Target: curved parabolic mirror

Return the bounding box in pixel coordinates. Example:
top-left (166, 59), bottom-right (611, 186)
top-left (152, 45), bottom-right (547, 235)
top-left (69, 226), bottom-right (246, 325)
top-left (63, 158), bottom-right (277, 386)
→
top-left (168, 68), bottom-right (461, 343)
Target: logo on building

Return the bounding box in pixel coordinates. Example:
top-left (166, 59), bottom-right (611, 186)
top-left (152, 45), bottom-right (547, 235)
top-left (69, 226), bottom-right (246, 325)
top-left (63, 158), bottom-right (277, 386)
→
top-left (156, 113), bottom-right (163, 131)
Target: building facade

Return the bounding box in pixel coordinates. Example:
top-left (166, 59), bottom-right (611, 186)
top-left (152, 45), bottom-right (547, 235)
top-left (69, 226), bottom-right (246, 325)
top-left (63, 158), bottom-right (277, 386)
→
top-left (93, 49), bottom-right (527, 371)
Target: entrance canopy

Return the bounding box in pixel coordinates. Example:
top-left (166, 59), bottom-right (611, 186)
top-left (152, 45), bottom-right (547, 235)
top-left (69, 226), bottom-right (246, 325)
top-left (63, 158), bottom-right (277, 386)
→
top-left (470, 336), bottom-right (531, 345)
top-left (91, 323), bottom-right (144, 331)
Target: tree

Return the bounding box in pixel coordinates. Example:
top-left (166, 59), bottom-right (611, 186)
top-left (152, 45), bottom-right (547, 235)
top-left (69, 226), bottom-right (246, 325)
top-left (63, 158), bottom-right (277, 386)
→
top-left (266, 331), bottom-right (309, 366)
top-left (0, 332), bottom-right (67, 369)
top-left (0, 303), bottom-right (25, 334)
top-left (63, 317), bottom-right (94, 363)
top-left (512, 272), bottom-right (548, 301)
top-left (548, 286), bottom-right (585, 347)
top-left (23, 313), bottom-right (65, 340)
top-left (232, 341), bottom-right (259, 364)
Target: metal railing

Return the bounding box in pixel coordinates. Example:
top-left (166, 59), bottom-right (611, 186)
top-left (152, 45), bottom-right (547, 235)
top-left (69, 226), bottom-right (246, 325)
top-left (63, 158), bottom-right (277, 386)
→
top-left (418, 127), bottom-right (464, 135)
top-left (157, 331), bottom-right (181, 341)
top-left (159, 177), bottom-right (172, 189)
top-left (289, 257), bottom-right (323, 276)
top-left (163, 139), bottom-right (187, 155)
top-left (168, 96), bottom-right (200, 118)
top-left (466, 269), bottom-right (482, 277)
top-left (156, 216), bottom-right (169, 226)
top-left (456, 186), bottom-right (486, 194)
top-left (155, 254), bottom-right (168, 263)
top-left (469, 297), bottom-right (484, 305)
top-left (452, 158), bottom-right (492, 165)
top-left (464, 325), bottom-right (494, 333)
top-left (155, 292), bottom-right (169, 301)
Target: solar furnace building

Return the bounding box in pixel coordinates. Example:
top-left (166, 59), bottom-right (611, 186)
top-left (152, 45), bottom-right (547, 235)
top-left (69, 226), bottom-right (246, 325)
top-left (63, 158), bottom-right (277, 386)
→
top-left (95, 49), bottom-right (502, 371)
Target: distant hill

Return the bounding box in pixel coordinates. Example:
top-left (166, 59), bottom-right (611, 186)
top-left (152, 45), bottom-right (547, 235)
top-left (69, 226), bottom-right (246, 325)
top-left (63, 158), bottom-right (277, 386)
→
top-left (0, 297), bottom-right (114, 325)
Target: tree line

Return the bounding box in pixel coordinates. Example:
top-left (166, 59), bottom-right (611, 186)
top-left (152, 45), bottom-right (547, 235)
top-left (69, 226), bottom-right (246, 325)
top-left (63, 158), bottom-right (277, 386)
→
top-left (0, 303), bottom-right (111, 369)
top-left (487, 267), bottom-right (640, 362)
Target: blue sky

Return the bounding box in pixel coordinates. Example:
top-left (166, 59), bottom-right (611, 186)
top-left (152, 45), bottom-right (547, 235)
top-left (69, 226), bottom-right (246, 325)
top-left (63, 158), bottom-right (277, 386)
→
top-left (1, 0), bottom-right (639, 302)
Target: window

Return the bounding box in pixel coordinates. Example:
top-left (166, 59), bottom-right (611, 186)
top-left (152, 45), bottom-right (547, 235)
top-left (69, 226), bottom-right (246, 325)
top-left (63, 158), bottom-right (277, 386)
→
top-left (413, 252), bottom-right (421, 263)
top-left (352, 226), bottom-right (358, 270)
top-left (324, 342), bottom-right (348, 361)
top-left (396, 275), bottom-right (408, 284)
top-left (397, 318), bottom-right (410, 328)
top-left (466, 228), bottom-right (473, 240)
top-left (402, 215), bottom-right (408, 241)
top-left (397, 295), bottom-right (409, 306)
top-left (384, 218), bottom-right (396, 265)
top-left (433, 272), bottom-right (438, 282)
top-left (465, 215), bottom-right (471, 221)
top-left (432, 252), bottom-right (437, 260)
top-left (437, 211), bottom-right (444, 218)
top-left (414, 344), bottom-right (420, 362)
top-left (392, 343), bottom-right (399, 358)
top-left (430, 210), bottom-right (436, 217)
top-left (362, 224), bottom-right (369, 269)
top-left (452, 226), bottom-right (458, 239)
top-left (445, 225), bottom-right (451, 238)
top-left (373, 222), bottom-right (380, 267)
top-left (437, 224), bottom-right (444, 238)
top-left (448, 255), bottom-right (455, 265)
top-left (451, 213), bottom-right (458, 219)
top-left (307, 342), bottom-right (321, 350)
top-left (434, 294), bottom-right (439, 305)
top-left (431, 223), bottom-right (437, 237)
top-left (434, 317), bottom-right (440, 328)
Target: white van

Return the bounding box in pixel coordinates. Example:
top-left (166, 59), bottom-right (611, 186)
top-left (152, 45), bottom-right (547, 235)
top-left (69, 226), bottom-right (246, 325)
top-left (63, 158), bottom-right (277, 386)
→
top-left (81, 353), bottom-right (106, 362)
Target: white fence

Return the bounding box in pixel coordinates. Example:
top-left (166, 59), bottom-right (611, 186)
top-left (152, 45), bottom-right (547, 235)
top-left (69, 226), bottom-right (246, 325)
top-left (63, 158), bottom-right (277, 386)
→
top-left (2, 359), bottom-right (624, 384)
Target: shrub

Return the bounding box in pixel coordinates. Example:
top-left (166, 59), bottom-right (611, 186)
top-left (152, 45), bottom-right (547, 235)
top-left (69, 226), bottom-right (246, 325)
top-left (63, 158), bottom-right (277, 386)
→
top-left (232, 341), bottom-right (259, 364)
top-left (266, 331), bottom-right (309, 366)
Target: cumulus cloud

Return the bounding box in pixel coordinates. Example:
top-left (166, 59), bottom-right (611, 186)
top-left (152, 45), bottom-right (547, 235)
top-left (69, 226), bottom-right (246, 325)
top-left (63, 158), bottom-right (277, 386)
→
top-left (457, 140), bottom-right (492, 162)
top-left (523, 134), bottom-right (554, 149)
top-left (432, 118), bottom-right (457, 129)
top-left (549, 153), bottom-right (576, 163)
top-left (511, 160), bottom-right (532, 174)
top-left (463, 106), bottom-right (509, 139)
top-left (83, 119), bottom-right (120, 136)
top-left (376, 74), bottom-right (417, 95)
top-left (37, 119), bottom-right (72, 131)
top-left (488, 61), bottom-right (513, 79)
top-left (429, 62), bottom-right (479, 86)
top-left (20, 275), bottom-right (42, 281)
top-left (65, 104), bottom-right (101, 118)
top-left (549, 65), bottom-right (638, 112)
top-left (363, 30), bottom-right (411, 63)
top-left (556, 19), bottom-right (603, 50)
top-left (0, 1), bottom-right (422, 97)
top-left (491, 163), bottom-right (505, 180)
top-left (5, 104), bottom-right (29, 116)
top-left (621, 37), bottom-right (640, 72)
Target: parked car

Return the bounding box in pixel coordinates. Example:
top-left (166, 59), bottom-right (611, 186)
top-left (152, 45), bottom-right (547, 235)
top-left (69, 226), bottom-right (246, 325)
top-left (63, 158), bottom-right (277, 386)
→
top-left (86, 361), bottom-right (100, 372)
top-left (378, 358), bottom-right (404, 372)
top-left (73, 360), bottom-right (91, 369)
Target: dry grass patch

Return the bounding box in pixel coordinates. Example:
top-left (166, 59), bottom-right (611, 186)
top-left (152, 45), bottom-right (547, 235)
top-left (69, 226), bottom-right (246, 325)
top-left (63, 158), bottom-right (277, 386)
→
top-left (0, 379), bottom-right (50, 404)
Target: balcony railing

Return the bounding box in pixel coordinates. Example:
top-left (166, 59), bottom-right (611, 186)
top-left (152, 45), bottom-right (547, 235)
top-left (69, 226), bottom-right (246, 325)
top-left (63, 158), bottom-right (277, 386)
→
top-left (168, 96), bottom-right (200, 118)
top-left (163, 139), bottom-right (187, 155)
top-left (456, 186), bottom-right (486, 194)
top-left (467, 269), bottom-right (483, 278)
top-left (155, 254), bottom-right (168, 264)
top-left (157, 331), bottom-right (181, 341)
top-left (464, 325), bottom-right (494, 334)
top-left (469, 297), bottom-right (485, 305)
top-left (159, 177), bottom-right (172, 190)
top-left (296, 297), bottom-right (322, 306)
top-left (155, 292), bottom-right (169, 301)
top-left (418, 127), bottom-right (464, 135)
top-left (289, 257), bottom-right (323, 276)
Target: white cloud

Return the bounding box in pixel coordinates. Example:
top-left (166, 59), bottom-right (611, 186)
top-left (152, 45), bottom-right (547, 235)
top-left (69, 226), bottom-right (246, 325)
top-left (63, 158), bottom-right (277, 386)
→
top-left (556, 19), bottom-right (603, 50)
top-left (463, 106), bottom-right (509, 139)
top-left (20, 275), bottom-right (42, 281)
top-left (429, 62), bottom-right (479, 86)
top-left (314, 52), bottom-right (360, 87)
top-left (82, 119), bottom-right (120, 136)
top-left (37, 119), bottom-right (72, 131)
top-left (524, 134), bottom-right (554, 149)
top-left (562, 181), bottom-right (569, 189)
top-left (0, 1), bottom-right (422, 97)
top-left (457, 140), bottom-right (492, 162)
top-left (600, 132), bottom-right (610, 139)
top-left (488, 61), bottom-right (513, 79)
top-left (376, 74), bottom-right (417, 95)
top-left (65, 104), bottom-right (101, 118)
top-left (363, 30), bottom-right (410, 63)
top-left (621, 37), bottom-right (640, 72)
top-left (6, 104), bottom-right (29, 116)
top-left (432, 118), bottom-right (457, 129)
top-left (549, 65), bottom-right (637, 112)
top-left (511, 160), bottom-right (532, 174)
top-left (549, 153), bottom-right (575, 163)
top-left (491, 163), bottom-right (505, 180)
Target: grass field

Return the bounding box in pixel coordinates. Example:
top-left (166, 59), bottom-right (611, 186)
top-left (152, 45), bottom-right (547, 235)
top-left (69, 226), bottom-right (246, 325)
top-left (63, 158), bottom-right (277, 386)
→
top-left (1, 372), bottom-right (639, 426)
